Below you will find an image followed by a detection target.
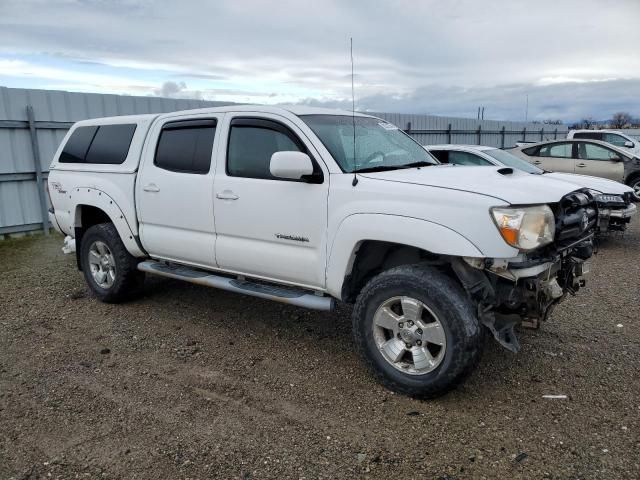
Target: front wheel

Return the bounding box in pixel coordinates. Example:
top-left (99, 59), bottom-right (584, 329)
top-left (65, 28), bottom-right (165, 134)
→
top-left (80, 223), bottom-right (145, 303)
top-left (352, 264), bottom-right (484, 398)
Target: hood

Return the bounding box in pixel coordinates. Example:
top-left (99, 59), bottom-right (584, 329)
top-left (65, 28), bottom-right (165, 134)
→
top-left (545, 172), bottom-right (632, 195)
top-left (360, 165), bottom-right (584, 205)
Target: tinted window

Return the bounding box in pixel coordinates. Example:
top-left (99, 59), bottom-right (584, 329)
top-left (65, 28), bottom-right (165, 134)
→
top-left (577, 142), bottom-right (620, 161)
top-left (429, 150), bottom-right (449, 163)
top-left (59, 126), bottom-right (98, 163)
top-left (85, 124), bottom-right (136, 164)
top-left (448, 151), bottom-right (492, 166)
top-left (538, 143), bottom-right (573, 158)
top-left (573, 132), bottom-right (602, 140)
top-left (155, 120), bottom-right (216, 174)
top-left (227, 122), bottom-right (302, 179)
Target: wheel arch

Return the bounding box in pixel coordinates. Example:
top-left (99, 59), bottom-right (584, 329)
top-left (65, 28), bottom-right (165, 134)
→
top-left (326, 214), bottom-right (484, 301)
top-left (72, 189), bottom-right (145, 269)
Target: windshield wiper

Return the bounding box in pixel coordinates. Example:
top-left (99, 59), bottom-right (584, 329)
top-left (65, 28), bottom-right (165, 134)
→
top-left (355, 161), bottom-right (436, 174)
top-left (401, 161), bottom-right (436, 169)
top-left (355, 165), bottom-right (406, 173)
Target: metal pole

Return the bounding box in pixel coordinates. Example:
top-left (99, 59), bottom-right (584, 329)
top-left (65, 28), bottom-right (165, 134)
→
top-left (477, 125), bottom-right (482, 145)
top-left (522, 127), bottom-right (527, 142)
top-left (26, 105), bottom-right (49, 236)
top-left (554, 128), bottom-right (558, 140)
top-left (540, 128), bottom-right (544, 141)
top-left (447, 123), bottom-right (452, 144)
top-left (501, 126), bottom-right (505, 149)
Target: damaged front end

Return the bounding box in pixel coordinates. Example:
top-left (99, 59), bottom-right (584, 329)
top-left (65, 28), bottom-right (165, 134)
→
top-left (453, 190), bottom-right (597, 352)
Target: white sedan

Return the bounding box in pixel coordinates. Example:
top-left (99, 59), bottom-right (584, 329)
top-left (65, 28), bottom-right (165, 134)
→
top-left (425, 144), bottom-right (636, 233)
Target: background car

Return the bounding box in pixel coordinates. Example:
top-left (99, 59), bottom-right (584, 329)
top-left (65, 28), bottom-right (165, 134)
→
top-left (426, 144), bottom-right (637, 233)
top-left (509, 139), bottom-right (640, 201)
top-left (568, 129), bottom-right (640, 156)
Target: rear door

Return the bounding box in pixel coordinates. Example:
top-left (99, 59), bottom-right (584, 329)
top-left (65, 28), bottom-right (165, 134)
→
top-left (212, 113), bottom-right (329, 288)
top-left (575, 141), bottom-right (625, 181)
top-left (531, 142), bottom-right (575, 173)
top-left (137, 115), bottom-right (222, 268)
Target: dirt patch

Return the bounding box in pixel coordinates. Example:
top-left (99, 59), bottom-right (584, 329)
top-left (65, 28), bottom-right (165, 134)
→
top-left (1, 221), bottom-right (639, 479)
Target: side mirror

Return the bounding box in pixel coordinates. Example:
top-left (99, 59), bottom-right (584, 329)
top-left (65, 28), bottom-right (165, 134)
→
top-left (624, 140), bottom-right (634, 148)
top-left (609, 153), bottom-right (623, 162)
top-left (270, 151), bottom-right (314, 180)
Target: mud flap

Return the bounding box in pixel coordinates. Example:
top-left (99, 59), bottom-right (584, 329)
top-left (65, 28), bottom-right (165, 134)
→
top-left (479, 307), bottom-right (521, 353)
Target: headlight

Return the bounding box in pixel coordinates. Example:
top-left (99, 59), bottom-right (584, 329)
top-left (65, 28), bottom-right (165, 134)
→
top-left (491, 205), bottom-right (555, 251)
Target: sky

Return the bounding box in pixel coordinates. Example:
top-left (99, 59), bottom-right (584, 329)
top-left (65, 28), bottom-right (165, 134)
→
top-left (0, 0), bottom-right (639, 123)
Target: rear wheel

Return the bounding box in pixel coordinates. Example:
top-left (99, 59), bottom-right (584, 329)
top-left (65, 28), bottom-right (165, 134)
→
top-left (352, 264), bottom-right (484, 398)
top-left (80, 223), bottom-right (145, 303)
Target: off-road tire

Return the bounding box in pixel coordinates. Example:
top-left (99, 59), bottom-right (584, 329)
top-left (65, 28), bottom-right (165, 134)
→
top-left (352, 263), bottom-right (484, 398)
top-left (80, 223), bottom-right (145, 303)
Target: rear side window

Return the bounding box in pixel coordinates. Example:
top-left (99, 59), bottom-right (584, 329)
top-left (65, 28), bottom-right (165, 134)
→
top-left (227, 118), bottom-right (304, 180)
top-left (59, 126), bottom-right (98, 163)
top-left (154, 119), bottom-right (217, 174)
top-left (573, 132), bottom-right (602, 140)
top-left (59, 124), bottom-right (136, 164)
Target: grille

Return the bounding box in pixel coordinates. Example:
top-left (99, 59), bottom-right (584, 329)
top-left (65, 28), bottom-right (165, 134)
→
top-left (554, 190), bottom-right (597, 248)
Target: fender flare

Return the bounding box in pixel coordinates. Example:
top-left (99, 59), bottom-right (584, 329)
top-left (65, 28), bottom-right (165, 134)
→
top-left (325, 213), bottom-right (484, 298)
top-left (72, 187), bottom-right (146, 257)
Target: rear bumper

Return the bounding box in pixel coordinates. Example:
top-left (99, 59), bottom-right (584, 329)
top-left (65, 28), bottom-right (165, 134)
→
top-left (48, 210), bottom-right (63, 234)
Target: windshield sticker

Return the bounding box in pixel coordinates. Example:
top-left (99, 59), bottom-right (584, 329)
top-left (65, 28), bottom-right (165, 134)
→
top-left (378, 122), bottom-right (398, 131)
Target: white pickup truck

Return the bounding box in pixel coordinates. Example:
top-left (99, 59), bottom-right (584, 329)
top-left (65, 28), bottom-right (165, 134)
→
top-left (47, 106), bottom-right (597, 398)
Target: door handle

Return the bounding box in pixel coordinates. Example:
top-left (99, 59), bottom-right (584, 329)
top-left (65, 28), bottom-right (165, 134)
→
top-left (576, 163), bottom-right (586, 168)
top-left (216, 191), bottom-right (239, 200)
top-left (533, 160), bottom-right (542, 164)
top-left (143, 183), bottom-right (160, 192)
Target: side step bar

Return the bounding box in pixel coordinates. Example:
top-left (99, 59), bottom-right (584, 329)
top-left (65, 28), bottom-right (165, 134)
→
top-left (137, 260), bottom-right (335, 311)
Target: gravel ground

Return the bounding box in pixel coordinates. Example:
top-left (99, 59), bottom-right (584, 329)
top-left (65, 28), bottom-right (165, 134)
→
top-left (1, 220), bottom-right (639, 480)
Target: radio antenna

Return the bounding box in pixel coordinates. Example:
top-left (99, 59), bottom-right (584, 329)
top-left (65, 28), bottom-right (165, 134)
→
top-left (350, 37), bottom-right (358, 187)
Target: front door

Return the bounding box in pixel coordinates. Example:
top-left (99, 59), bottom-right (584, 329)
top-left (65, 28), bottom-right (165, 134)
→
top-left (575, 142), bottom-right (625, 182)
top-left (137, 116), bottom-right (221, 268)
top-left (533, 142), bottom-right (575, 173)
top-left (213, 114), bottom-right (329, 289)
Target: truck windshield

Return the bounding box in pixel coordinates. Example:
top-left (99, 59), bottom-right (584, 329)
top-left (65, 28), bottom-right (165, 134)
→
top-left (301, 115), bottom-right (438, 173)
top-left (485, 148), bottom-right (544, 174)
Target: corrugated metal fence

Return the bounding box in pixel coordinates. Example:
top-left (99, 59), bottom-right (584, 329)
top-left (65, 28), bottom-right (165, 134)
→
top-left (0, 87), bottom-right (225, 237)
top-left (373, 112), bottom-right (568, 148)
top-left (0, 87), bottom-right (568, 237)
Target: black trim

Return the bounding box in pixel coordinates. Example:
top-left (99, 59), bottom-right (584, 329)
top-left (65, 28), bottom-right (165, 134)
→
top-left (162, 119), bottom-right (217, 130)
top-left (226, 116), bottom-right (324, 184)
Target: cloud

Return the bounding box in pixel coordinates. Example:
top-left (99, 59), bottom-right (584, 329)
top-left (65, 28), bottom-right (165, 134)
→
top-left (0, 0), bottom-right (639, 121)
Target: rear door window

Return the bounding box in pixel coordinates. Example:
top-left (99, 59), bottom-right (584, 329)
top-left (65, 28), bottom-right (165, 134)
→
top-left (538, 143), bottom-right (573, 158)
top-left (154, 120), bottom-right (217, 174)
